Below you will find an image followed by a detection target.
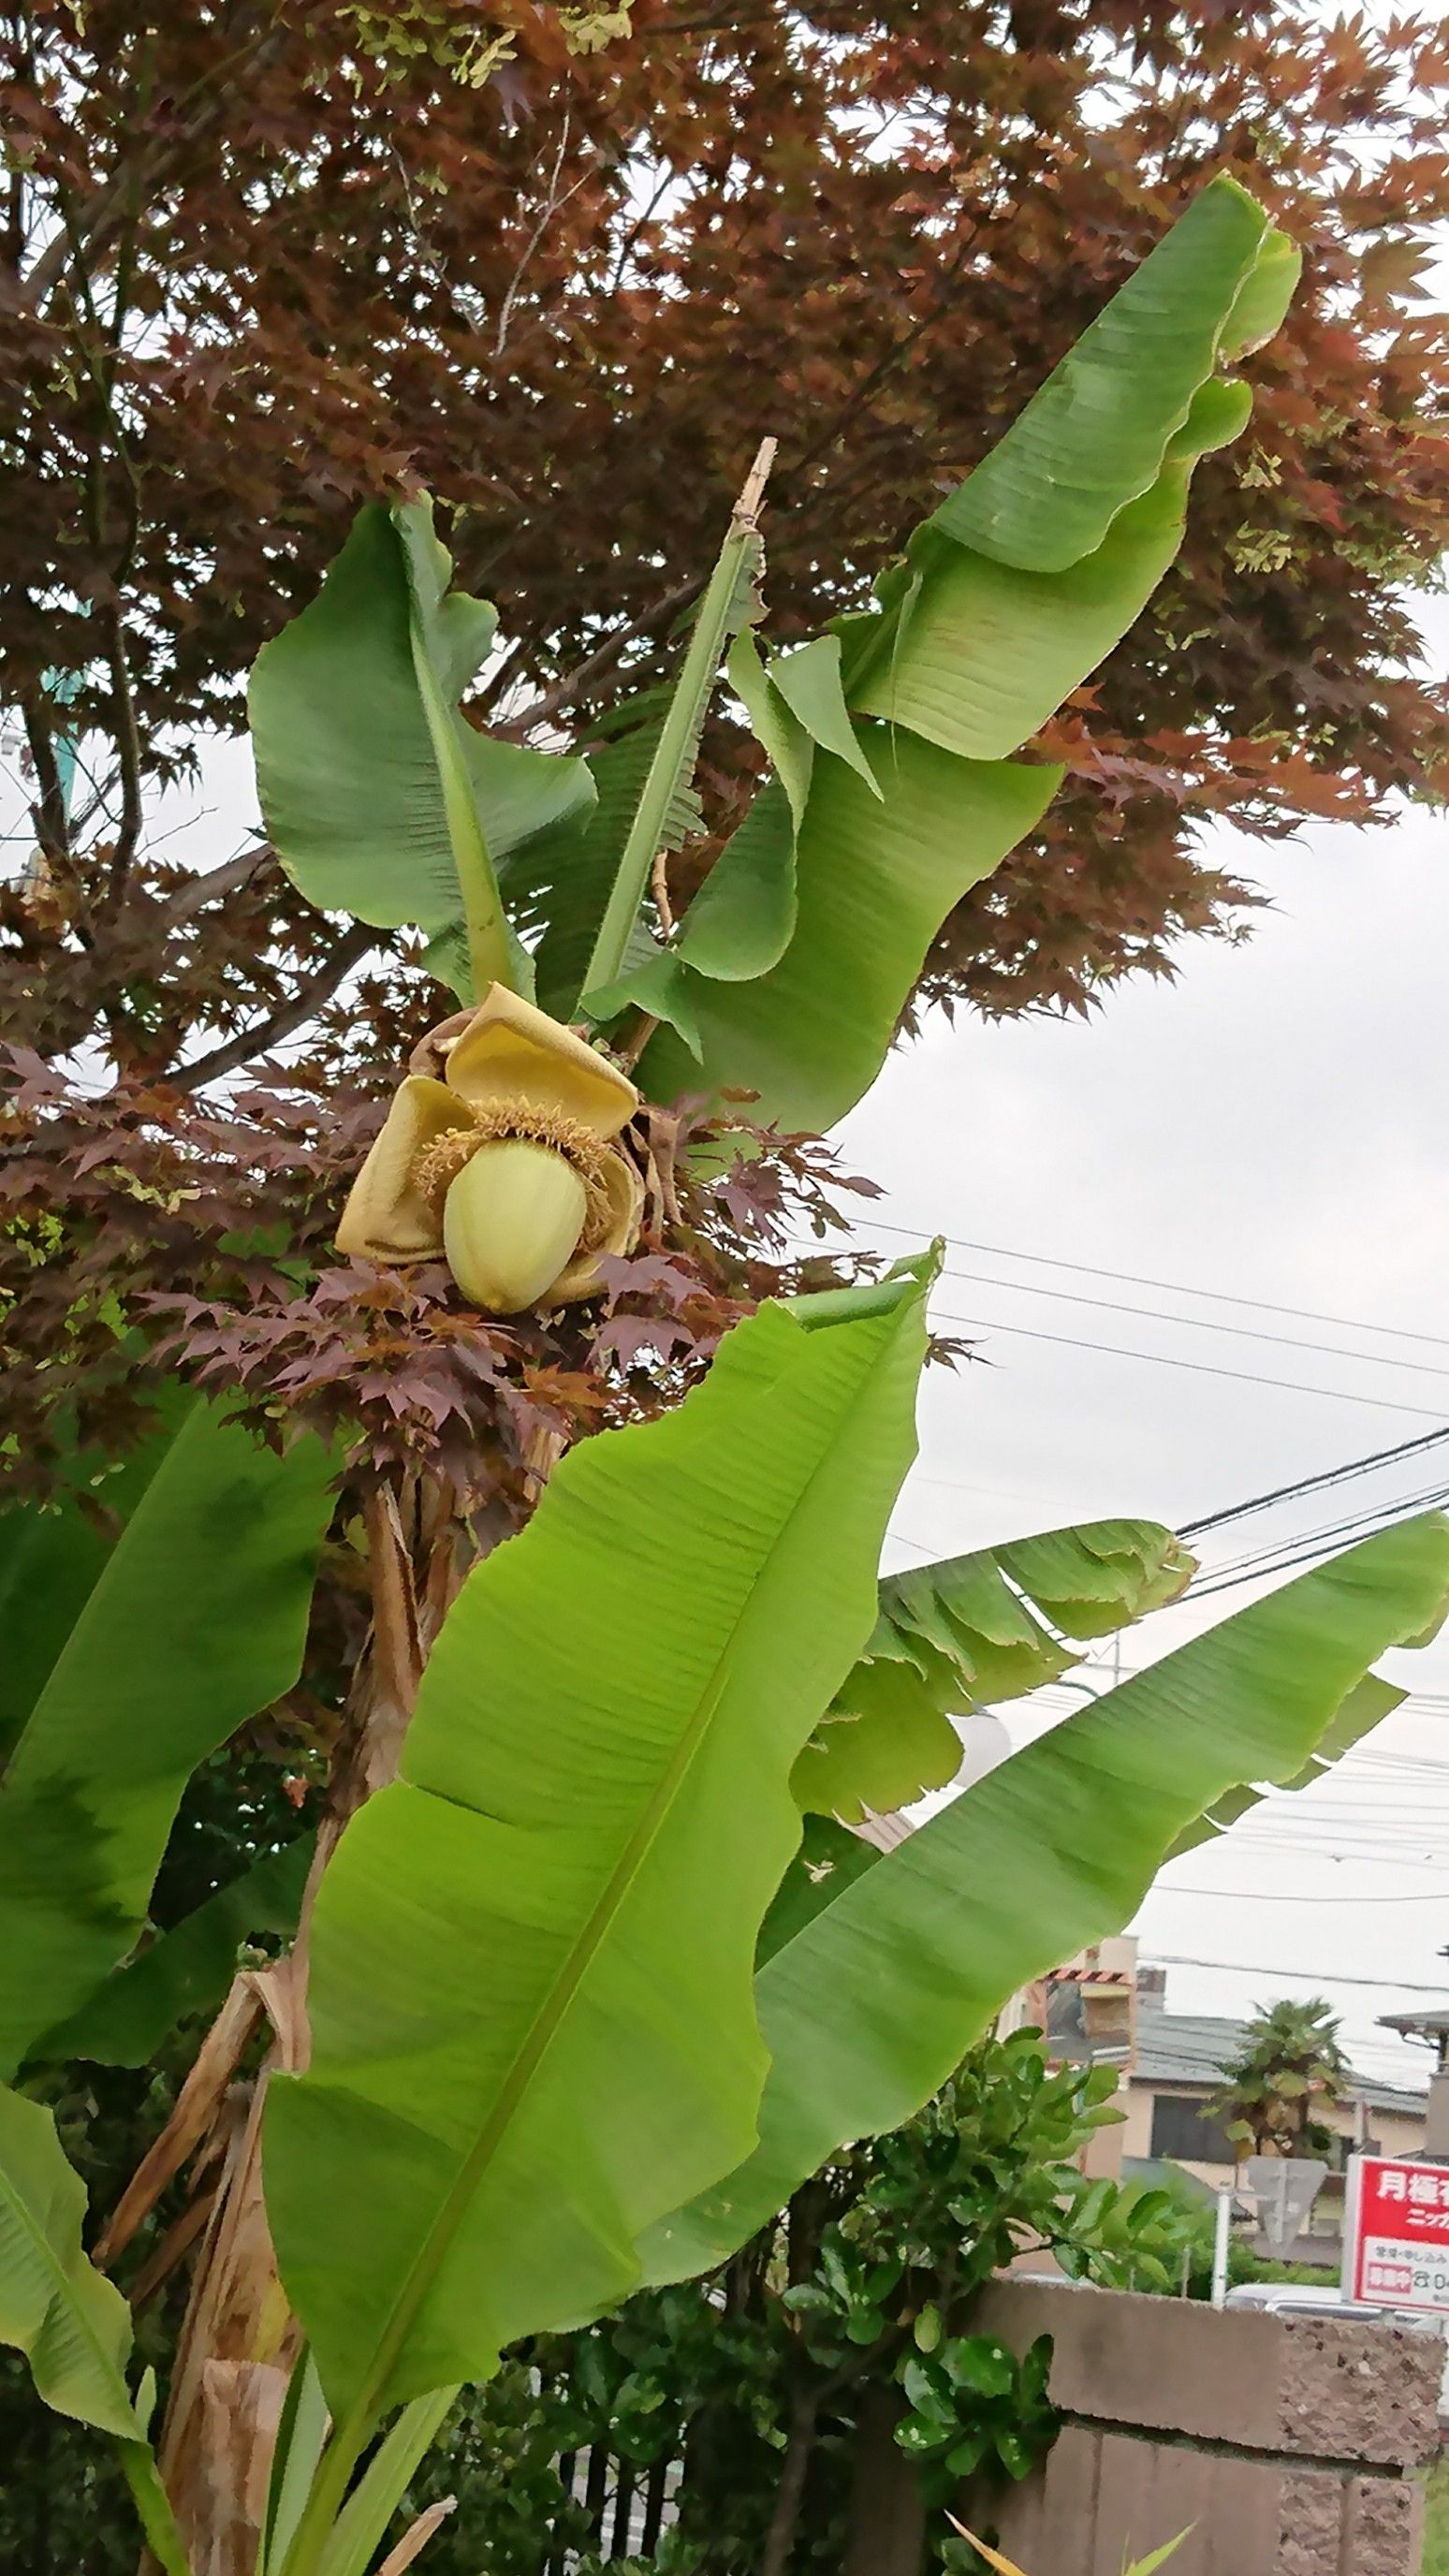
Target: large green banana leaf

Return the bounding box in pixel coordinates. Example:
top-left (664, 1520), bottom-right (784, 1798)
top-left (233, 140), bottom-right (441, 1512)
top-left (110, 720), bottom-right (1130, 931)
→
top-left (628, 176), bottom-right (1294, 1129)
top-left (0, 1396), bottom-right (192, 1770)
top-left (846, 174), bottom-right (1297, 758)
top-left (0, 1401), bottom-right (333, 2079)
top-left (638, 727), bottom-right (1060, 1131)
top-left (264, 1263), bottom-right (934, 2436)
top-left (643, 1512), bottom-right (1449, 2281)
top-left (0, 2082), bottom-right (138, 2435)
top-left (37, 1834), bottom-right (314, 2070)
top-left (1165, 1671), bottom-right (1404, 1861)
top-left (794, 1517), bottom-right (1194, 1821)
top-left (250, 499), bottom-right (593, 998)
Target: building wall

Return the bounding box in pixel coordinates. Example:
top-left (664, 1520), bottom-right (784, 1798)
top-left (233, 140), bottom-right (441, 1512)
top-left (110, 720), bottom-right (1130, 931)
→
top-left (957, 2278), bottom-right (1442, 2576)
top-left (1117, 2081), bottom-right (1427, 2229)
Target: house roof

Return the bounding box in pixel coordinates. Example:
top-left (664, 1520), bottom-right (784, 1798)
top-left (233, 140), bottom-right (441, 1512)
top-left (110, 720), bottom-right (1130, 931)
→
top-left (1134, 1998), bottom-right (1427, 2118)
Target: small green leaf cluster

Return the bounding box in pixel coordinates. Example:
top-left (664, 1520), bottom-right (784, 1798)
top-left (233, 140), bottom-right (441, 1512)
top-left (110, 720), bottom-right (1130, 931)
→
top-left (895, 2331), bottom-right (1054, 2496)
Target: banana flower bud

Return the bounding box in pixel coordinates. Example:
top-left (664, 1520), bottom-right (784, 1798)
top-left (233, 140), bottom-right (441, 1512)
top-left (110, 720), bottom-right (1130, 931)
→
top-left (336, 986), bottom-right (643, 1313)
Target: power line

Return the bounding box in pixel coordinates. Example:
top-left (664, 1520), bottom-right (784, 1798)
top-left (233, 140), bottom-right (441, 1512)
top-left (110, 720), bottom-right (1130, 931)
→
top-left (1146, 1953), bottom-right (1449, 1995)
top-left (1178, 1429), bottom-right (1449, 1539)
top-left (1194, 1474), bottom-right (1449, 1581)
top-left (1152, 1886), bottom-right (1449, 1906)
top-left (895, 1426), bottom-right (1449, 1564)
top-left (929, 1303), bottom-right (1449, 1422)
top-left (934, 1263), bottom-right (1449, 1384)
top-left (867, 1221), bottom-right (1449, 1354)
top-left (1185, 1484), bottom-right (1449, 1602)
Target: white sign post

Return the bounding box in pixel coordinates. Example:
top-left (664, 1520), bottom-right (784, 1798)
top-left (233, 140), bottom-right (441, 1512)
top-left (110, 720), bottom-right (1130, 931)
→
top-left (1342, 2154), bottom-right (1449, 2313)
top-left (1210, 2183), bottom-right (1234, 2309)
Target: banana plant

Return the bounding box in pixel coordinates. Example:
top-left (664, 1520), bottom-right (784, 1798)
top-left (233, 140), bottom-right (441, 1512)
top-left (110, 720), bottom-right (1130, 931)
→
top-left (252, 173), bottom-right (1297, 1134)
top-left (0, 176), bottom-right (1336, 2576)
top-left (9, 1448), bottom-right (1447, 2574)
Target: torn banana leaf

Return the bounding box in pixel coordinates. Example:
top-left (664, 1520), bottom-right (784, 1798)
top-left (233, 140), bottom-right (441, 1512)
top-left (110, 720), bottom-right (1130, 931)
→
top-left (793, 1519), bottom-right (1193, 1822)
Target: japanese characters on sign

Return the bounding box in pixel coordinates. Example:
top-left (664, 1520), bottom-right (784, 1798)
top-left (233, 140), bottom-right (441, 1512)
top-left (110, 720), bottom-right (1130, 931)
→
top-left (1343, 2154), bottom-right (1449, 2314)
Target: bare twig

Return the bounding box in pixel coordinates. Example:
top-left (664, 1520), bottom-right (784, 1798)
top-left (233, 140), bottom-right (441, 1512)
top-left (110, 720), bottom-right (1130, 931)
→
top-left (780, 219), bottom-right (982, 496)
top-left (57, 188), bottom-right (148, 915)
top-left (163, 921), bottom-right (378, 1092)
top-left (493, 115), bottom-right (591, 361)
top-left (4, 159), bottom-right (25, 276)
top-left (650, 847), bottom-right (676, 936)
top-left (21, 696), bottom-right (76, 872)
top-left (471, 628), bottom-right (534, 718)
top-left (606, 162), bottom-right (675, 297)
top-left (98, 601), bottom-right (145, 911)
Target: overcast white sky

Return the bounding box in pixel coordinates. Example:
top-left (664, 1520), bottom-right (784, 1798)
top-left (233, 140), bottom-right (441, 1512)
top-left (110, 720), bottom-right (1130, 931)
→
top-left (839, 591), bottom-right (1449, 2090)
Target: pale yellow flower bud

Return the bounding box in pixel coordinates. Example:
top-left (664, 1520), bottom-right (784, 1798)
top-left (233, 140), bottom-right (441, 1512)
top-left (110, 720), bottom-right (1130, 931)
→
top-left (442, 1141), bottom-right (589, 1314)
top-left (336, 984), bottom-right (645, 1312)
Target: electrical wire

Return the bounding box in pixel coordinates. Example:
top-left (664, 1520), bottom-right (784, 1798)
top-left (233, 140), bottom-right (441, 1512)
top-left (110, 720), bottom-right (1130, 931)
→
top-left (1188, 1509), bottom-right (1449, 1601)
top-left (864, 1220), bottom-right (1449, 1354)
top-left (1184, 1486), bottom-right (1449, 1602)
top-left (1194, 1475), bottom-right (1449, 1578)
top-left (933, 1263), bottom-right (1449, 1383)
top-left (1145, 1954), bottom-right (1449, 1995)
top-left (1178, 1428), bottom-right (1449, 1541)
top-left (1151, 1885), bottom-right (1449, 1906)
top-left (928, 1303), bottom-right (1449, 1422)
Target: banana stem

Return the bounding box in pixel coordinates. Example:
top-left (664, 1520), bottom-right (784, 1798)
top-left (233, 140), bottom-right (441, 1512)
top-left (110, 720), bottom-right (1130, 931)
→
top-left (580, 438), bottom-right (776, 1004)
top-left (116, 2437), bottom-right (192, 2576)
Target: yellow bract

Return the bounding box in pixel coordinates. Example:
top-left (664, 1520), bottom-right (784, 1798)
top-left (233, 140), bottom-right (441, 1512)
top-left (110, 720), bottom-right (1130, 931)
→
top-left (947, 2531), bottom-right (1027, 2576)
top-left (336, 986), bottom-right (643, 1312)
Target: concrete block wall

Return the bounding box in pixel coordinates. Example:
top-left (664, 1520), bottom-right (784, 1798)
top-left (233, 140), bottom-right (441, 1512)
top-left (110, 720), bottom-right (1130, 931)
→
top-left (959, 2279), bottom-right (1442, 2576)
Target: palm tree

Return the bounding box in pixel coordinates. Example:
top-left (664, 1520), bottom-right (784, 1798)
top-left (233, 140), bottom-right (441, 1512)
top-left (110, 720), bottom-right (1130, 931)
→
top-left (1208, 1998), bottom-right (1350, 2160)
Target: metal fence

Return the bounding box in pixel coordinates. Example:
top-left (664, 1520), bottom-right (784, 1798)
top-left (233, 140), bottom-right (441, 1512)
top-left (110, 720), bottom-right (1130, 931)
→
top-left (545, 2448), bottom-right (681, 2568)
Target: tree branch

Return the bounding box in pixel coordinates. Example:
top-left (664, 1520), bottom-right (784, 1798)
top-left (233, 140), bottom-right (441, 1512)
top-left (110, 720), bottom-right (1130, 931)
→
top-left (760, 2385), bottom-right (820, 2576)
top-left (163, 922), bottom-right (378, 1092)
top-left (21, 9), bottom-right (289, 313)
top-left (98, 599), bottom-right (145, 911)
top-left (498, 578), bottom-right (700, 738)
top-left (492, 114), bottom-right (591, 361)
top-left (155, 846), bottom-right (273, 926)
top-left (21, 695), bottom-right (74, 871)
top-left (55, 182), bottom-right (148, 916)
top-left (779, 220), bottom-right (982, 499)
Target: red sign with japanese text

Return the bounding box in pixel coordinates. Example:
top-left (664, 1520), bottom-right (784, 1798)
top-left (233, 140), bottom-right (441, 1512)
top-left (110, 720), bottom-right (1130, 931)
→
top-left (1343, 2154), bottom-right (1449, 2313)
